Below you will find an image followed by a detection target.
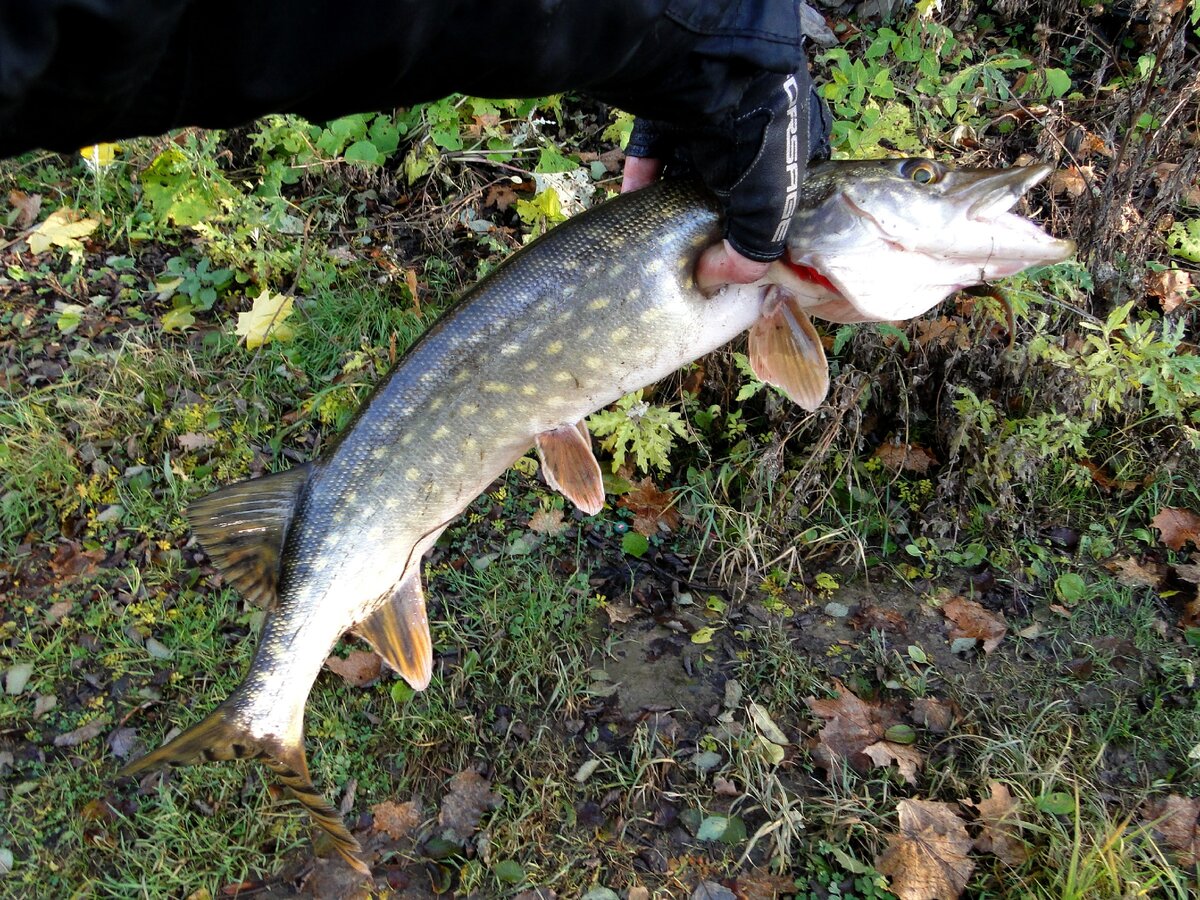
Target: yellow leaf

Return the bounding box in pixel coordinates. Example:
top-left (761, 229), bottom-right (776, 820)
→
top-left (79, 143), bottom-right (121, 170)
top-left (234, 289), bottom-right (296, 349)
top-left (691, 626), bottom-right (717, 645)
top-left (27, 208), bottom-right (99, 255)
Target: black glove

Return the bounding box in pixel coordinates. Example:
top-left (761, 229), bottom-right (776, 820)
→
top-left (627, 73), bottom-right (832, 262)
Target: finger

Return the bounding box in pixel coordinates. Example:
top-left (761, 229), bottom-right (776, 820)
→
top-left (695, 240), bottom-right (770, 294)
top-left (621, 156), bottom-right (664, 193)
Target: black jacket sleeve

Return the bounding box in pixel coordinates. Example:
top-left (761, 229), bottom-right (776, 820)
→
top-left (0, 0), bottom-right (807, 157)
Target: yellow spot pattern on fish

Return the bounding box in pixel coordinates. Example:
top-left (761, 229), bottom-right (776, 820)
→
top-left (554, 371), bottom-right (574, 382)
top-left (500, 343), bottom-right (522, 356)
top-left (578, 326), bottom-right (595, 339)
top-left (546, 340), bottom-right (563, 355)
top-left (639, 307), bottom-right (662, 323)
top-left (521, 385), bottom-right (538, 396)
top-left (429, 397), bottom-right (444, 411)
top-left (609, 326), bottom-right (630, 342)
top-left (482, 382), bottom-right (511, 393)
top-left (406, 467), bottom-right (420, 481)
top-left (454, 370), bottom-right (472, 384)
top-left (588, 297), bottom-right (611, 310)
top-left (432, 425), bottom-right (450, 439)
top-left (458, 402), bottom-right (479, 417)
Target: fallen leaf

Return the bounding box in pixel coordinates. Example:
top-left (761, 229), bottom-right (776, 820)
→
top-left (876, 799), bottom-right (974, 900)
top-left (805, 679), bottom-right (902, 777)
top-left (601, 600), bottom-right (636, 625)
top-left (324, 650), bottom-right (382, 687)
top-left (48, 542), bottom-right (105, 579)
top-left (1146, 268), bottom-right (1194, 313)
top-left (79, 143), bottom-right (121, 169)
top-left (939, 596), bottom-right (1007, 653)
top-left (8, 190), bottom-right (42, 228)
top-left (874, 441), bottom-right (937, 475)
top-left (910, 698), bottom-right (954, 734)
top-left (967, 782), bottom-right (1029, 866)
top-left (863, 740), bottom-right (923, 785)
top-left (1047, 166), bottom-right (1089, 198)
top-left (914, 317), bottom-right (961, 349)
top-left (1103, 555), bottom-right (1167, 589)
top-left (5, 662), bottom-right (33, 695)
top-left (1175, 562), bottom-right (1200, 584)
top-left (438, 770), bottom-right (501, 841)
top-left (849, 603), bottom-right (909, 635)
top-left (176, 432), bottom-right (216, 452)
top-left (748, 700), bottom-right (790, 745)
top-left (107, 726), bottom-right (141, 761)
top-left (1152, 507), bottom-right (1200, 551)
top-left (234, 289), bottom-right (296, 349)
top-left (484, 182), bottom-right (520, 212)
top-left (404, 267), bottom-right (421, 315)
top-left (27, 207), bottom-right (99, 255)
top-left (527, 506), bottom-right (569, 536)
top-left (1142, 794), bottom-right (1198, 867)
top-left (372, 799), bottom-right (421, 839)
top-left (618, 478), bottom-right (680, 536)
top-left (55, 715), bottom-right (111, 747)
top-left (1080, 459), bottom-right (1144, 492)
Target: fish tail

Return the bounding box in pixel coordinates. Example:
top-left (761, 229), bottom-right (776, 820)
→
top-left (120, 704), bottom-right (369, 875)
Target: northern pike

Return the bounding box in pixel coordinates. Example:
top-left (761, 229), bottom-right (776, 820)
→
top-left (121, 158), bottom-right (1074, 871)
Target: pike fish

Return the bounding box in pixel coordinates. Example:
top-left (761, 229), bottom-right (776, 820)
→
top-left (121, 158), bottom-right (1074, 871)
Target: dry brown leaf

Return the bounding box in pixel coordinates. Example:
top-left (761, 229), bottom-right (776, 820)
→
top-left (967, 781), bottom-right (1029, 867)
top-left (1142, 794), bottom-right (1199, 867)
top-left (176, 432), bottom-right (216, 452)
top-left (874, 441), bottom-right (937, 475)
top-left (1152, 507), bottom-right (1200, 551)
top-left (438, 770), bottom-right (501, 841)
top-left (324, 650), bottom-right (382, 687)
top-left (618, 478), bottom-right (680, 536)
top-left (1181, 592), bottom-right (1200, 629)
top-left (48, 542), bottom-right (105, 579)
top-left (1080, 459), bottom-right (1143, 492)
top-left (1175, 562), bottom-right (1200, 584)
top-left (805, 679), bottom-right (899, 777)
top-left (1103, 555), bottom-right (1167, 589)
top-left (8, 190), bottom-right (42, 229)
top-left (1047, 166), bottom-right (1090, 198)
top-left (484, 182), bottom-right (520, 211)
top-left (527, 506), bottom-right (569, 536)
top-left (876, 799), bottom-right (974, 900)
top-left (911, 698), bottom-right (954, 734)
top-left (863, 740), bottom-right (924, 785)
top-left (602, 600), bottom-right (636, 624)
top-left (734, 870), bottom-right (798, 899)
top-left (54, 715), bottom-right (110, 748)
top-left (849, 603), bottom-right (908, 635)
top-left (372, 799), bottom-right (421, 839)
top-left (940, 596), bottom-right (1007, 653)
top-left (914, 317), bottom-right (960, 349)
top-left (1146, 269), bottom-right (1194, 314)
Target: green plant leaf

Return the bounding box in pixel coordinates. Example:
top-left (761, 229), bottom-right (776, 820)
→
top-left (621, 531), bottom-right (649, 558)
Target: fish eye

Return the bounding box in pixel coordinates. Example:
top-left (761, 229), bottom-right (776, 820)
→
top-left (903, 160), bottom-right (940, 185)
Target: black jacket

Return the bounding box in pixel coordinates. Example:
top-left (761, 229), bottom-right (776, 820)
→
top-left (0, 0), bottom-right (807, 156)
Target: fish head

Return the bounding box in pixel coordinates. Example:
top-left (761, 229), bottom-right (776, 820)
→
top-left (774, 158), bottom-right (1076, 322)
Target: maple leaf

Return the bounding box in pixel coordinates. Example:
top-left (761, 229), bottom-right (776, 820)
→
top-left (876, 799), bottom-right (974, 900)
top-left (939, 596), bottom-right (1007, 653)
top-left (527, 506), bottom-right (569, 536)
top-left (371, 799), bottom-right (421, 840)
top-left (966, 782), bottom-right (1029, 866)
top-left (1102, 555), bottom-right (1166, 589)
top-left (874, 441), bottom-right (937, 475)
top-left (864, 740), bottom-right (923, 785)
top-left (1142, 794), bottom-right (1199, 867)
top-left (27, 207), bottom-right (99, 255)
top-left (1151, 507), bottom-right (1200, 551)
top-left (324, 649), bottom-right (382, 687)
top-left (438, 770), bottom-right (501, 841)
top-left (806, 681), bottom-right (902, 777)
top-left (234, 289), bottom-right (296, 349)
top-left (617, 477), bottom-right (681, 536)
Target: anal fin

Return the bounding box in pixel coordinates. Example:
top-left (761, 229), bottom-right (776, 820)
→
top-left (748, 288), bottom-right (830, 412)
top-left (535, 422), bottom-right (605, 515)
top-left (354, 574), bottom-right (433, 690)
top-left (187, 464), bottom-right (313, 609)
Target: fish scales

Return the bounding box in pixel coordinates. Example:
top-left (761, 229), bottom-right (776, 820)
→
top-left (121, 159), bottom-right (1075, 873)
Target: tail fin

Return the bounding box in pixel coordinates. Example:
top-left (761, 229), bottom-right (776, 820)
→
top-left (120, 705), bottom-right (369, 875)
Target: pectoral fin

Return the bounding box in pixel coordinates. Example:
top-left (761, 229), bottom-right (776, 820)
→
top-left (186, 464), bottom-right (313, 609)
top-left (748, 290), bottom-right (830, 412)
top-left (535, 423), bottom-right (605, 515)
top-left (354, 574), bottom-right (433, 690)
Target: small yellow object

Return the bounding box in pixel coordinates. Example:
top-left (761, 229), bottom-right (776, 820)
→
top-left (79, 143), bottom-right (121, 169)
top-left (27, 208), bottom-right (99, 255)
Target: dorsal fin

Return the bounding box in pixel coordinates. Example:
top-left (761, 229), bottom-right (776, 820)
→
top-left (354, 574), bottom-right (433, 690)
top-left (748, 288), bottom-right (830, 412)
top-left (535, 422), bottom-right (605, 515)
top-left (186, 464), bottom-right (313, 609)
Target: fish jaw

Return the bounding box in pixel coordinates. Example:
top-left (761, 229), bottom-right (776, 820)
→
top-left (782, 159), bottom-right (1076, 322)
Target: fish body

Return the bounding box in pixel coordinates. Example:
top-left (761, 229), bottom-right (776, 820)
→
top-left (122, 159), bottom-right (1074, 871)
